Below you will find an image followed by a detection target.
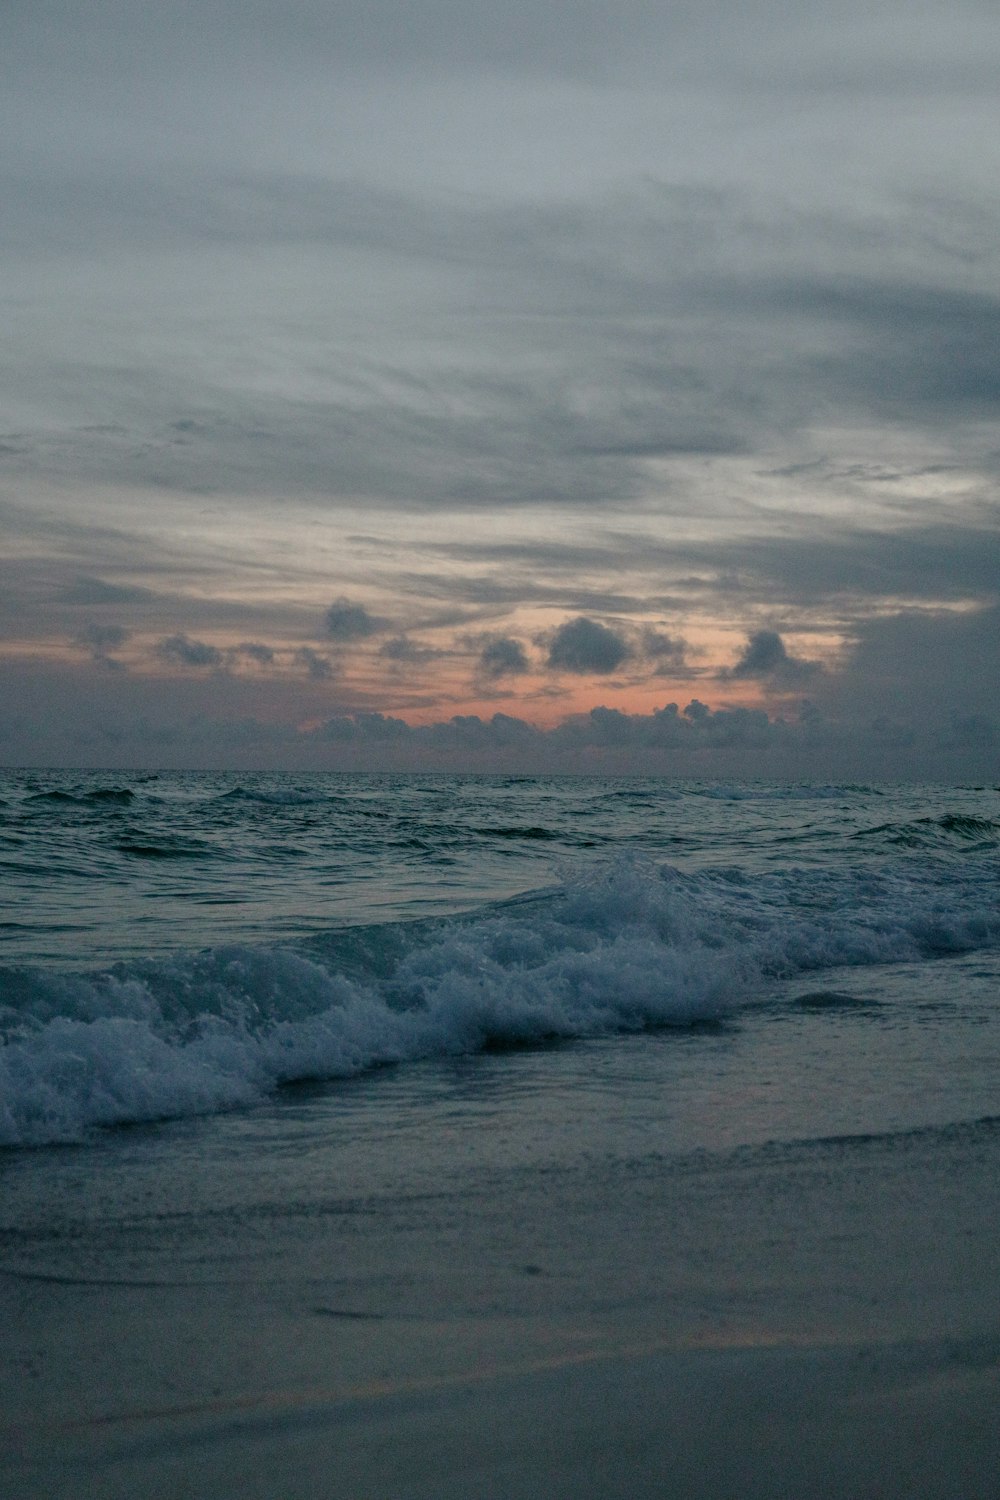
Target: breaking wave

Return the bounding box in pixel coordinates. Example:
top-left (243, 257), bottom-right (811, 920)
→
top-left (2, 853), bottom-right (998, 1147)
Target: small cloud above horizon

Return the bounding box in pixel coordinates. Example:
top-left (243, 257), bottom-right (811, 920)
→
top-left (546, 617), bottom-right (631, 674)
top-left (726, 629), bottom-right (822, 684)
top-left (378, 635), bottom-right (446, 664)
top-left (156, 634), bottom-right (225, 669)
top-left (325, 600), bottom-right (383, 642)
top-left (73, 622), bottom-right (130, 670)
top-left (294, 645), bottom-right (336, 679)
top-left (477, 636), bottom-right (531, 679)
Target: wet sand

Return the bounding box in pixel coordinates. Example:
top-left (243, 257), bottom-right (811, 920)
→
top-left (4, 1285), bottom-right (999, 1500)
top-left (4, 1022), bottom-right (1000, 1499)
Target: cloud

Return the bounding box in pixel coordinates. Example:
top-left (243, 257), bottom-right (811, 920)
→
top-left (60, 577), bottom-right (154, 605)
top-left (944, 713), bottom-right (997, 750)
top-left (230, 641), bottom-right (275, 665)
top-left (73, 621), bottom-right (130, 669)
top-left (546, 617), bottom-right (631, 674)
top-left (416, 518), bottom-right (1000, 611)
top-left (2, 635), bottom-right (998, 777)
top-left (3, 0), bottom-right (999, 780)
top-left (306, 697), bottom-right (806, 767)
top-left (641, 628), bottom-right (688, 674)
top-left (551, 700), bottom-right (782, 752)
top-left (294, 646), bottom-right (335, 679)
top-left (74, 622), bottom-right (129, 652)
top-left (817, 603), bottom-right (1000, 732)
top-left (477, 636), bottom-right (530, 678)
top-left (695, 523), bottom-right (1000, 609)
top-left (727, 629), bottom-right (821, 683)
top-left (324, 599), bottom-right (382, 641)
top-left (156, 634), bottom-right (224, 669)
top-left (378, 635), bottom-right (445, 663)
top-left (730, 630), bottom-right (787, 676)
top-left (8, 161), bottom-right (996, 516)
top-left (320, 711), bottom-right (414, 744)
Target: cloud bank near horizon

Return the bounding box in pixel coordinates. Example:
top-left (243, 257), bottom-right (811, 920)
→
top-left (1, 605), bottom-right (996, 780)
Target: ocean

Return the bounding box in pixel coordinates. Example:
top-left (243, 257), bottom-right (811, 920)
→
top-left (3, 772), bottom-right (1000, 1497)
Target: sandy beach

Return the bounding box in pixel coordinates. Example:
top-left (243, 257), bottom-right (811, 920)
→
top-left (4, 1024), bottom-right (1000, 1500)
top-left (5, 1288), bottom-right (999, 1498)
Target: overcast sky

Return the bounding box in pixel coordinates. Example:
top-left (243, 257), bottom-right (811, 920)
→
top-left (2, 0), bottom-right (998, 774)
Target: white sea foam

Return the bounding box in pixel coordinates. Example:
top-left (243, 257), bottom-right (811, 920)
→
top-left (1, 856), bottom-right (998, 1145)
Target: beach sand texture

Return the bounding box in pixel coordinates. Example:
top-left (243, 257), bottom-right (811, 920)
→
top-left (4, 1027), bottom-right (1000, 1499)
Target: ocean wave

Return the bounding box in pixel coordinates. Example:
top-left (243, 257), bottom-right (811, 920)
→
top-left (694, 784), bottom-right (879, 802)
top-left (853, 814), bottom-right (1000, 850)
top-left (24, 787), bottom-right (136, 807)
top-left (210, 785), bottom-right (342, 808)
top-left (113, 836), bottom-right (216, 860)
top-left (471, 825), bottom-right (560, 840)
top-left (1, 854), bottom-right (998, 1146)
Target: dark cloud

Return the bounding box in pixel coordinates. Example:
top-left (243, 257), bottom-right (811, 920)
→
top-left (731, 630), bottom-right (787, 676)
top-left (156, 634), bottom-right (224, 669)
top-left (294, 646), bottom-right (335, 679)
top-left (477, 637), bottom-right (530, 678)
top-left (818, 603), bottom-right (1000, 731)
top-left (641, 629), bottom-right (688, 674)
top-left (740, 276), bottom-right (1000, 418)
top-left (73, 622), bottom-right (130, 670)
top-left (944, 713), bottom-right (997, 750)
top-left (378, 635), bottom-right (445, 663)
top-left (324, 600), bottom-right (382, 641)
top-left (869, 715), bottom-right (918, 750)
top-left (697, 523), bottom-right (1000, 610)
top-left (74, 623), bottom-right (129, 653)
top-left (547, 617), bottom-right (631, 674)
top-left (727, 629), bottom-right (821, 684)
top-left (308, 698), bottom-right (803, 766)
top-left (551, 700), bottom-right (780, 753)
top-left (320, 711), bottom-right (413, 744)
top-left (416, 519), bottom-right (1000, 615)
top-left (231, 641), bottom-right (275, 665)
top-left (3, 163), bottom-right (999, 551)
top-left (60, 577), bottom-right (155, 605)
top-left (1, 637), bottom-right (997, 776)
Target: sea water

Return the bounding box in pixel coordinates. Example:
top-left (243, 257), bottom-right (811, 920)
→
top-left (1, 772), bottom-right (998, 1149)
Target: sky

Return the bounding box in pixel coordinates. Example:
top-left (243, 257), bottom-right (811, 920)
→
top-left (2, 0), bottom-right (998, 776)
